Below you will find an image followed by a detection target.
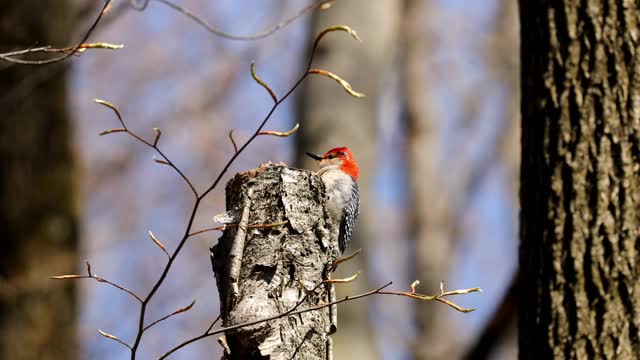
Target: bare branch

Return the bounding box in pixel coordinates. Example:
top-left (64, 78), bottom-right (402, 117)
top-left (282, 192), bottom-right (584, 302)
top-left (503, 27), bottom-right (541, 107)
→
top-left (258, 123), bottom-right (300, 137)
top-left (148, 231), bottom-right (170, 259)
top-left (143, 300), bottom-right (196, 331)
top-left (311, 25), bottom-right (361, 53)
top-left (85, 261), bottom-right (92, 276)
top-left (161, 228), bottom-right (364, 358)
top-left (152, 128), bottom-right (162, 147)
top-left (52, 264), bottom-right (143, 303)
top-left (50, 275), bottom-right (86, 280)
top-left (130, 0), bottom-right (335, 41)
top-left (98, 128), bottom-right (126, 136)
top-left (152, 156), bottom-right (171, 166)
top-left (324, 271), bottom-right (361, 284)
top-left (205, 314), bottom-right (222, 334)
top-left (411, 280), bottom-right (420, 293)
top-left (378, 281), bottom-right (482, 313)
top-left (189, 220), bottom-right (288, 237)
top-left (94, 99), bottom-right (198, 197)
top-left (159, 278), bottom-right (481, 358)
top-left (0, 1), bottom-right (113, 64)
top-left (228, 130), bottom-right (238, 154)
top-left (98, 329), bottom-right (132, 350)
top-left (0, 43), bottom-right (122, 60)
top-left (157, 282), bottom-right (393, 359)
top-left (328, 248), bottom-right (362, 273)
top-left (251, 62), bottom-right (278, 103)
top-left (308, 69), bottom-right (366, 98)
top-left (94, 99), bottom-right (125, 127)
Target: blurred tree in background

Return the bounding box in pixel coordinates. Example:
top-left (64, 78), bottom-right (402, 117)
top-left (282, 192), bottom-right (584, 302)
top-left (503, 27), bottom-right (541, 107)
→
top-left (405, 0), bottom-right (520, 358)
top-left (402, 1), bottom-right (456, 357)
top-left (0, 2), bottom-right (78, 359)
top-left (296, 1), bottom-right (400, 358)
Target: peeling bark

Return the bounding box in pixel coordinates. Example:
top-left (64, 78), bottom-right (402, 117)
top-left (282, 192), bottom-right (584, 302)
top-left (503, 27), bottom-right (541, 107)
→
top-left (212, 164), bottom-right (340, 359)
top-left (519, 0), bottom-right (640, 358)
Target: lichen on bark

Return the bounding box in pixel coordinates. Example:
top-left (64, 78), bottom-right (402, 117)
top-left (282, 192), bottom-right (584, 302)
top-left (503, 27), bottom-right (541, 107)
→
top-left (212, 164), bottom-right (340, 359)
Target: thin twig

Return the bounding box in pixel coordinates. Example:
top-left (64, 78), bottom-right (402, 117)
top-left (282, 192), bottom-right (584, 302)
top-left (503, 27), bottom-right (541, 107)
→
top-left (188, 225), bottom-right (226, 236)
top-left (328, 248), bottom-right (362, 273)
top-left (148, 230), bottom-right (170, 259)
top-left (188, 220), bottom-right (288, 237)
top-left (92, 276), bottom-right (144, 303)
top-left (0, 1), bottom-right (112, 64)
top-left (51, 274), bottom-right (143, 303)
top-left (0, 43), bottom-right (122, 59)
top-left (324, 271), bottom-right (361, 284)
top-left (162, 249), bottom-right (360, 359)
top-left (52, 262), bottom-right (144, 303)
top-left (95, 100), bottom-right (198, 198)
top-left (258, 123), bottom-right (300, 137)
top-left (205, 314), bottom-right (222, 334)
top-left (143, 300), bottom-right (196, 331)
top-left (228, 130), bottom-right (238, 154)
top-left (94, 103), bottom-right (200, 359)
top-left (130, 198), bottom-right (201, 359)
top-left (157, 282), bottom-right (393, 359)
top-left (378, 282), bottom-right (482, 313)
top-left (131, 0), bottom-right (334, 41)
top-left (98, 329), bottom-right (133, 350)
top-left (163, 249), bottom-right (356, 357)
top-left (158, 279), bottom-right (482, 359)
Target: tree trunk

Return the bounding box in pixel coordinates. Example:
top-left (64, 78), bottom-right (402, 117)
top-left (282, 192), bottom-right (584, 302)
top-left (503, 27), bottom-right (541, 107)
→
top-left (0, 0), bottom-right (77, 359)
top-left (211, 164), bottom-right (339, 359)
top-left (519, 1), bottom-right (640, 358)
top-left (0, 2), bottom-right (77, 360)
top-left (295, 2), bottom-right (401, 357)
top-left (401, 0), bottom-right (457, 358)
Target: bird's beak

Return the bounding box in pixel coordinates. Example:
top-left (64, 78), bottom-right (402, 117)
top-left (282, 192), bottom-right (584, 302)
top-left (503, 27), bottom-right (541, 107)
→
top-left (305, 152), bottom-right (323, 161)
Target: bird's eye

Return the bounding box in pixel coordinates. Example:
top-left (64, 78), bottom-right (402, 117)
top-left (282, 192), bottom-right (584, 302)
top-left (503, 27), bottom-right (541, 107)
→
top-left (327, 154), bottom-right (336, 159)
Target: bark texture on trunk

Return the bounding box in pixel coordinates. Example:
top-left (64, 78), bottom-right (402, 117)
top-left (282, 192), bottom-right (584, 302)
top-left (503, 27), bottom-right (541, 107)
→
top-left (0, 2), bottom-right (77, 359)
top-left (212, 164), bottom-right (339, 359)
top-left (519, 1), bottom-right (640, 358)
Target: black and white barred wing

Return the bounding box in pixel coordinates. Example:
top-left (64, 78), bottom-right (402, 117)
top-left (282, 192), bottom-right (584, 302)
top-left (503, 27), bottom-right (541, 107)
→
top-left (338, 181), bottom-right (359, 253)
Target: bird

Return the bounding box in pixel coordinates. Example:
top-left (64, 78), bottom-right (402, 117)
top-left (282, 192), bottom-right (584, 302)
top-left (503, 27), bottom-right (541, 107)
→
top-left (306, 146), bottom-right (360, 253)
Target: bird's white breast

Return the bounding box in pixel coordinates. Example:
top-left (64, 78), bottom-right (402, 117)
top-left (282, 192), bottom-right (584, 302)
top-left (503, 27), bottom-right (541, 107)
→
top-left (318, 168), bottom-right (355, 221)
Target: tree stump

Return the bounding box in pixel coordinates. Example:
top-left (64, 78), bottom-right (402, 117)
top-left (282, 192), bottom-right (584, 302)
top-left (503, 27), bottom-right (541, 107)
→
top-left (211, 164), bottom-right (340, 359)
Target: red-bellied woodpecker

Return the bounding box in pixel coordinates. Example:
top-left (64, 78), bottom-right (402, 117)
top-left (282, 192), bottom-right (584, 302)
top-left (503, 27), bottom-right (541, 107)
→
top-left (306, 146), bottom-right (359, 253)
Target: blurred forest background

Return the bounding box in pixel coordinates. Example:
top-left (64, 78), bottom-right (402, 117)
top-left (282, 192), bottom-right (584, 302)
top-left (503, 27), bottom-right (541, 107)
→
top-left (1, 0), bottom-right (519, 359)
